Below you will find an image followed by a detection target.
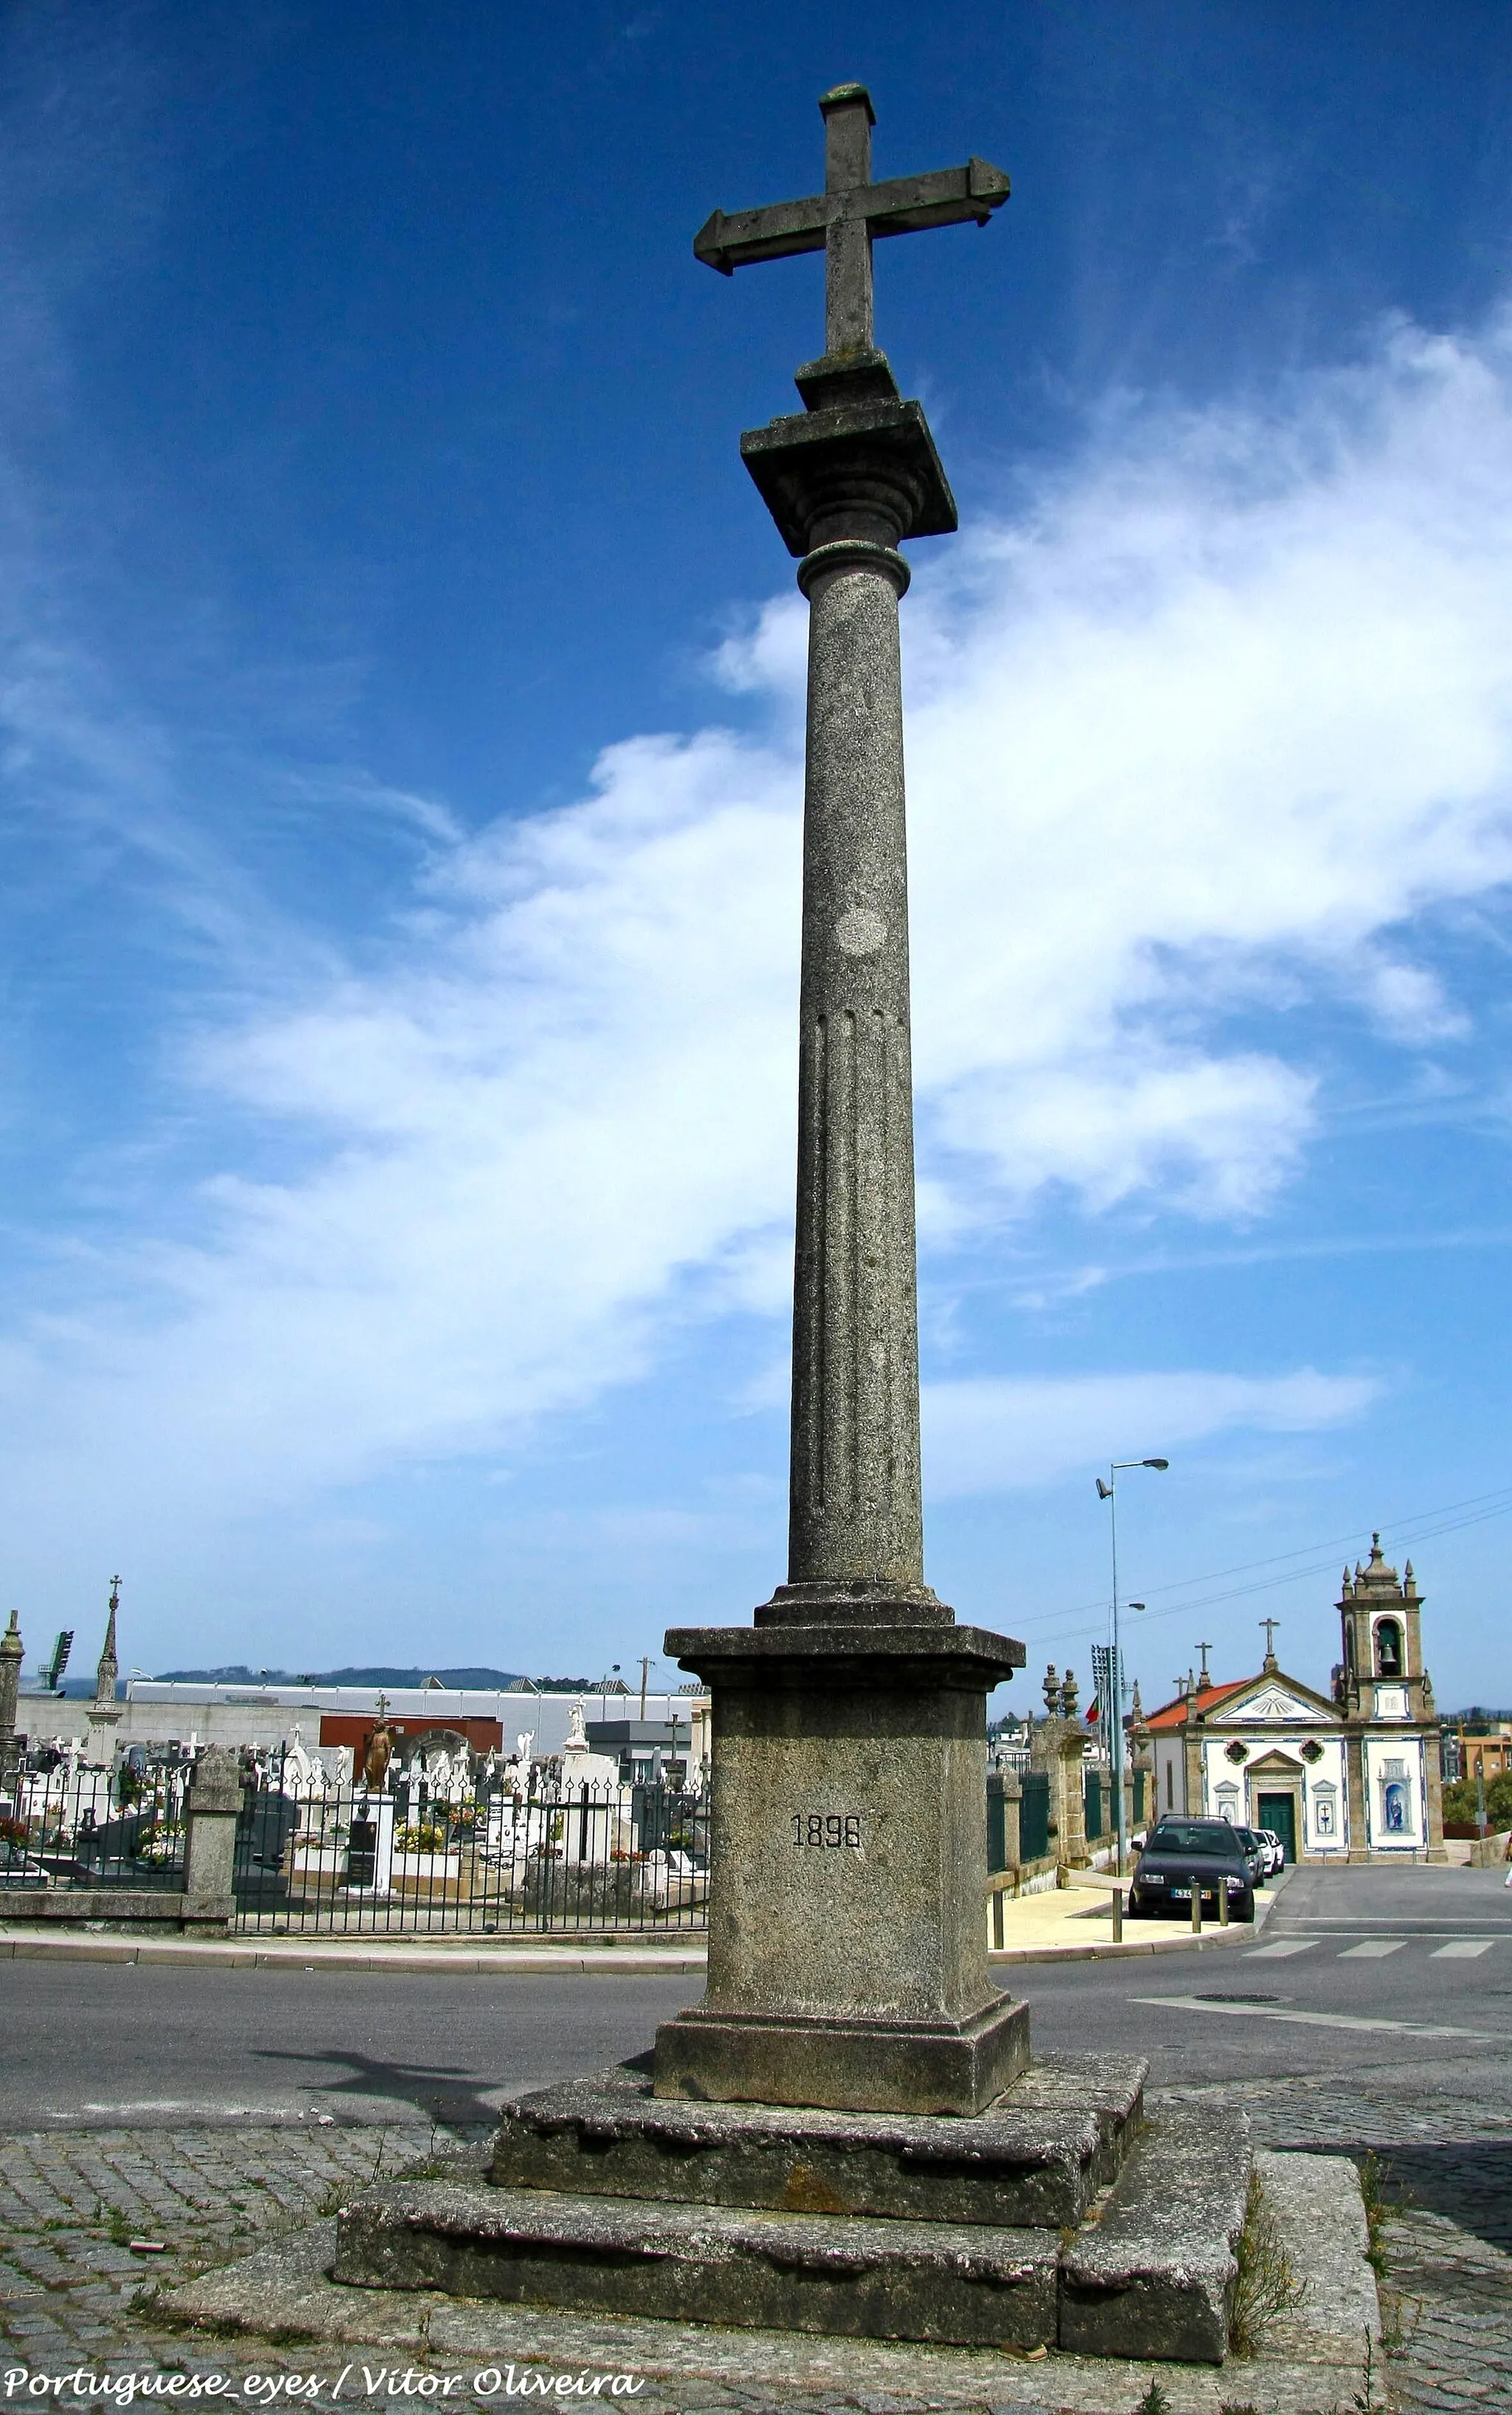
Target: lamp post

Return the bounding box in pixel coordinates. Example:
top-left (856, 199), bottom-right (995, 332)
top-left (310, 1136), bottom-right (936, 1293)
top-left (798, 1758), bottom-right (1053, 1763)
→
top-left (1095, 1457), bottom-right (1169, 1875)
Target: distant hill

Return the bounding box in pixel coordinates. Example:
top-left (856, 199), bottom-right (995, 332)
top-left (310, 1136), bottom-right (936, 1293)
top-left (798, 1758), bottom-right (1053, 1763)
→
top-left (152, 1663), bottom-right (526, 1689)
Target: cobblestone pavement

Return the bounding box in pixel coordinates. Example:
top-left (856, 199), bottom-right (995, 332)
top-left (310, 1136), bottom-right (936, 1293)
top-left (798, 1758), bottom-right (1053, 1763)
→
top-left (1, 2078), bottom-right (1508, 2412)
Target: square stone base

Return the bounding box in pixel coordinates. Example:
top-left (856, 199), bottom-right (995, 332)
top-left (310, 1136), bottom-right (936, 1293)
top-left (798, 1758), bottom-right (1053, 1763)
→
top-left (329, 2093), bottom-right (1263, 2364)
top-left (491, 2049), bottom-right (1145, 2226)
top-left (653, 1989), bottom-right (1031, 2117)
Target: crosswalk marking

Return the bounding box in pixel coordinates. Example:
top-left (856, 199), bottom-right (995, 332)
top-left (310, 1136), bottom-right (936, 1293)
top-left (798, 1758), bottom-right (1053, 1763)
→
top-left (1337, 1939), bottom-right (1406, 1958)
top-left (1430, 1939), bottom-right (1498, 1959)
top-left (1245, 1940), bottom-right (1318, 1959)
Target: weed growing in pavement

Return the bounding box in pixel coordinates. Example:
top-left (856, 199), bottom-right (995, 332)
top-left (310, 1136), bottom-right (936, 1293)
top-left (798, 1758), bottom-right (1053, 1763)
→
top-left (1230, 2168), bottom-right (1305, 2354)
top-left (1353, 2332), bottom-right (1387, 2414)
top-left (1133, 2383), bottom-right (1171, 2415)
top-left (1356, 2150), bottom-right (1398, 2276)
top-left (106, 2206), bottom-right (131, 2247)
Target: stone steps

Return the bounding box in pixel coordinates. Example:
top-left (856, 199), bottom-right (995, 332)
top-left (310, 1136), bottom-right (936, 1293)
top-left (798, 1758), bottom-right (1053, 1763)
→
top-left (1060, 2104), bottom-right (1253, 2363)
top-left (333, 2178), bottom-right (1059, 2347)
top-left (488, 2048), bottom-right (1144, 2229)
top-left (332, 2063), bottom-right (1257, 2362)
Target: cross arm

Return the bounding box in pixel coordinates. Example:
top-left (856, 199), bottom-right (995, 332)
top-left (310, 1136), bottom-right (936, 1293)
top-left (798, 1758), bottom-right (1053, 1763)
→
top-left (694, 158), bottom-right (1009, 277)
top-left (694, 195), bottom-right (828, 276)
top-left (865, 159), bottom-right (1011, 241)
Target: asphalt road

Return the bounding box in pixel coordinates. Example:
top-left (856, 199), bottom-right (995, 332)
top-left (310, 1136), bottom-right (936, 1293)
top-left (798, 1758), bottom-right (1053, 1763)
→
top-left (6, 1862), bottom-right (1510, 2129)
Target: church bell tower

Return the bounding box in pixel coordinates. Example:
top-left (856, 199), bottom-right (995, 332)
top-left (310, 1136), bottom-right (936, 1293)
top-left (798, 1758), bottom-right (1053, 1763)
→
top-left (1333, 1535), bottom-right (1432, 1722)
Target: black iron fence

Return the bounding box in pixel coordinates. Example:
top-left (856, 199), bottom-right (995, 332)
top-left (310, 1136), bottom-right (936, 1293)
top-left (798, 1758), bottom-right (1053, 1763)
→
top-left (233, 1770), bottom-right (710, 1934)
top-left (0, 1759), bottom-right (188, 1889)
top-left (1019, 1769), bottom-right (1051, 1862)
top-left (3, 1751), bottom-right (1052, 1929)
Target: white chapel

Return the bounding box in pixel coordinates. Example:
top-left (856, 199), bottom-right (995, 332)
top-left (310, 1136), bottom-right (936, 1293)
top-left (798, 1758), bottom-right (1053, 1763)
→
top-left (1141, 1536), bottom-right (1445, 1863)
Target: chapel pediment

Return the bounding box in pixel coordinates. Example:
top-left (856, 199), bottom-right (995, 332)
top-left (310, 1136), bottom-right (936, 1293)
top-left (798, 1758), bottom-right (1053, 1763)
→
top-left (1207, 1672), bottom-right (1336, 1726)
top-left (1245, 1748), bottom-right (1307, 1776)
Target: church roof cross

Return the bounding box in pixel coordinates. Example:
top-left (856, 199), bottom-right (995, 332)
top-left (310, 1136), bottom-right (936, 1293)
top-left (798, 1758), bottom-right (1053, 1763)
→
top-left (694, 83), bottom-right (1009, 360)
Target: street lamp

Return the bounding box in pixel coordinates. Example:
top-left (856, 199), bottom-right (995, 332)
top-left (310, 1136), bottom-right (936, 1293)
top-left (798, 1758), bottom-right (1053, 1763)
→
top-left (1095, 1458), bottom-right (1169, 1876)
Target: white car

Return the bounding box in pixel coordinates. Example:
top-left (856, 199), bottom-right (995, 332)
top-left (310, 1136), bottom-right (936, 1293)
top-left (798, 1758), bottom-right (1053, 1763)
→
top-left (1257, 1827), bottom-right (1286, 1875)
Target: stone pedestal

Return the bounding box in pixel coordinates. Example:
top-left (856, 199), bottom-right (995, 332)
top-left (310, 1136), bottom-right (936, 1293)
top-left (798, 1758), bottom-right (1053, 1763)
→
top-left (1056, 1731), bottom-right (1090, 1871)
top-left (182, 1745), bottom-right (243, 1931)
top-left (655, 1617), bottom-right (1027, 2116)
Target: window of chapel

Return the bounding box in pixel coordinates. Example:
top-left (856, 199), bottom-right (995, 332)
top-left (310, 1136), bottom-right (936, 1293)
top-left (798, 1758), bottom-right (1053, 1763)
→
top-left (1375, 1618), bottom-right (1403, 1677)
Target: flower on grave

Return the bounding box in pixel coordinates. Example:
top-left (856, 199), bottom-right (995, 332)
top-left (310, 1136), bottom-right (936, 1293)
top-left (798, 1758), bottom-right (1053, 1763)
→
top-left (395, 1822), bottom-right (448, 1853)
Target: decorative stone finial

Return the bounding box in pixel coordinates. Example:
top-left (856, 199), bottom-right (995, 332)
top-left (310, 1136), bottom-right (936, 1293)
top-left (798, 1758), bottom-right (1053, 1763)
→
top-left (0, 1608), bottom-right (22, 1751)
top-left (93, 1577), bottom-right (120, 1714)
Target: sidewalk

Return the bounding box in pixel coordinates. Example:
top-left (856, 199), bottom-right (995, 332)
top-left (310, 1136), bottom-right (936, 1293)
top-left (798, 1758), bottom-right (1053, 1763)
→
top-left (0, 1871), bottom-right (1288, 1973)
top-left (986, 1864), bottom-right (1291, 1965)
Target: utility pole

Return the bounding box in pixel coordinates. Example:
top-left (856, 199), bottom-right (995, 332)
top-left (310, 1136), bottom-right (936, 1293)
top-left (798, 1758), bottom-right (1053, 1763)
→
top-left (1096, 1457), bottom-right (1169, 1876)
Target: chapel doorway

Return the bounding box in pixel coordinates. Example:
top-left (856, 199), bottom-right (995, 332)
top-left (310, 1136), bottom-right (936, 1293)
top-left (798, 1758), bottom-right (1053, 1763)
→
top-left (1257, 1791), bottom-right (1298, 1865)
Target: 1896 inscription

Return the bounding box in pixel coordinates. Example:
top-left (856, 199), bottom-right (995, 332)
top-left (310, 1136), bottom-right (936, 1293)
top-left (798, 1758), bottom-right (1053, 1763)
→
top-left (791, 1813), bottom-right (863, 1849)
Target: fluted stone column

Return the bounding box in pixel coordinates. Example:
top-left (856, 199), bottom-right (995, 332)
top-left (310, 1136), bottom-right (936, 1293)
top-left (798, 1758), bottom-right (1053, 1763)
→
top-left (657, 348), bottom-right (1026, 2118)
top-left (786, 541), bottom-right (924, 1596)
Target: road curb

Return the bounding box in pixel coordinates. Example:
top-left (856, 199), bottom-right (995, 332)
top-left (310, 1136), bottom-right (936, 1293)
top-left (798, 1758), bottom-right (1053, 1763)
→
top-left (987, 1863), bottom-right (1293, 1967)
top-left (0, 1870), bottom-right (1293, 1976)
top-left (0, 1931), bottom-right (707, 1974)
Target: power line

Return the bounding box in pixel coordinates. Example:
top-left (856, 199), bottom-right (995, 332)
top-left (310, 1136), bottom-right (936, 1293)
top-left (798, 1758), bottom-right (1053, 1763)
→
top-left (1003, 1482), bottom-right (1512, 1644)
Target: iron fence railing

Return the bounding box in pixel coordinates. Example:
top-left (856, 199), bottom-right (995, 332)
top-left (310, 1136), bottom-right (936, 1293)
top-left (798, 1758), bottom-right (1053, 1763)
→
top-left (232, 1770), bottom-right (710, 1934)
top-left (0, 1759), bottom-right (188, 1889)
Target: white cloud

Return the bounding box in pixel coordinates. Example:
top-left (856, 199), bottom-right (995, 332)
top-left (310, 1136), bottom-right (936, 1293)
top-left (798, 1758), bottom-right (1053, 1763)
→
top-left (921, 1370), bottom-right (1382, 1498)
top-left (8, 305), bottom-right (1512, 1539)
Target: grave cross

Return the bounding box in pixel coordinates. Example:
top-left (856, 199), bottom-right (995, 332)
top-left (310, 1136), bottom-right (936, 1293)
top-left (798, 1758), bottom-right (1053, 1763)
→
top-left (694, 83), bottom-right (1009, 358)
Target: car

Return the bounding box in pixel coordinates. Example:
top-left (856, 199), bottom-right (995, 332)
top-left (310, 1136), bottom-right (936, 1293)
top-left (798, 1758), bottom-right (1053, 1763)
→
top-left (1257, 1827), bottom-right (1286, 1875)
top-left (1127, 1817), bottom-right (1256, 1923)
top-left (1231, 1824), bottom-right (1271, 1886)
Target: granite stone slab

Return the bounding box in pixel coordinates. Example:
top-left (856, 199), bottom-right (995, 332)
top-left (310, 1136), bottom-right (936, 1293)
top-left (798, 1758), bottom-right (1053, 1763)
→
top-left (332, 2174), bottom-right (1059, 2348)
top-left (1057, 2105), bottom-right (1253, 2364)
top-left (653, 1989), bottom-right (1031, 2117)
top-left (490, 2049), bottom-right (1147, 2227)
top-left (167, 2139), bottom-right (1381, 2409)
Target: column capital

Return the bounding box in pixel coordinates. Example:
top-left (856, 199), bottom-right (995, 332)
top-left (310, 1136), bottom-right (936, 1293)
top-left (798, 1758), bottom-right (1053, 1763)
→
top-left (740, 354), bottom-right (955, 556)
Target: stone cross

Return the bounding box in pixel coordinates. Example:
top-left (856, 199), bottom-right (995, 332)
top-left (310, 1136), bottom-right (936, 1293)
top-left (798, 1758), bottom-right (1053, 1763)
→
top-left (1260, 1617), bottom-right (1280, 1671)
top-left (659, 88), bottom-right (1025, 2121)
top-left (695, 83), bottom-right (1009, 360)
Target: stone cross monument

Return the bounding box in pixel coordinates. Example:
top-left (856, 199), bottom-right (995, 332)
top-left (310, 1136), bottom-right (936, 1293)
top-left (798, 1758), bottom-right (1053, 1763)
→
top-left (656, 86), bottom-right (1026, 2119)
top-left (332, 98), bottom-right (1254, 2360)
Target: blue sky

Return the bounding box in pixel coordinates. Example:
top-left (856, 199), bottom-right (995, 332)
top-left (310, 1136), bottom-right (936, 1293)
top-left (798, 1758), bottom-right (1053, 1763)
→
top-left (4, 0), bottom-right (1512, 1712)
